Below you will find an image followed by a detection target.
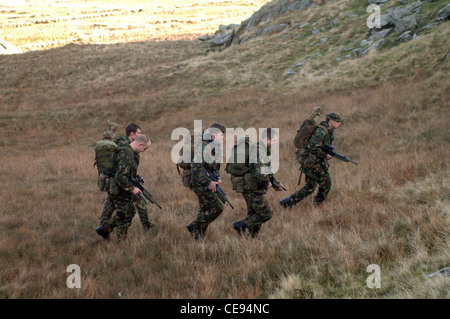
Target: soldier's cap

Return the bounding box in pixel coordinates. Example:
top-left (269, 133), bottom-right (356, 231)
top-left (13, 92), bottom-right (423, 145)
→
top-left (326, 112), bottom-right (342, 122)
top-left (102, 130), bottom-right (114, 140)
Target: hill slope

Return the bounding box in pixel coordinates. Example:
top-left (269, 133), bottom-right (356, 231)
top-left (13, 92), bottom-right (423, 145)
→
top-left (0, 0), bottom-right (448, 299)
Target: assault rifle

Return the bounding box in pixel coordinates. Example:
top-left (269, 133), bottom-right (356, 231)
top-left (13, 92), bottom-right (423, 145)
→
top-left (322, 144), bottom-right (358, 165)
top-left (269, 174), bottom-right (287, 191)
top-left (131, 177), bottom-right (162, 209)
top-left (201, 167), bottom-right (234, 209)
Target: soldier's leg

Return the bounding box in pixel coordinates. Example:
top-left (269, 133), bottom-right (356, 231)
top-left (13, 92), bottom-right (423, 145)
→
top-left (134, 196), bottom-right (155, 230)
top-left (314, 170), bottom-right (331, 205)
top-left (99, 196), bottom-right (115, 225)
top-left (241, 192), bottom-right (272, 237)
top-left (113, 199), bottom-right (137, 242)
top-left (233, 192), bottom-right (254, 235)
top-left (192, 188), bottom-right (224, 238)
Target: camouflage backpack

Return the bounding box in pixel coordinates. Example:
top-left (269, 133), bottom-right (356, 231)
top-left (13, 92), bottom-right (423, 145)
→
top-left (176, 130), bottom-right (204, 187)
top-left (225, 136), bottom-right (259, 193)
top-left (293, 107), bottom-right (327, 164)
top-left (94, 138), bottom-right (118, 191)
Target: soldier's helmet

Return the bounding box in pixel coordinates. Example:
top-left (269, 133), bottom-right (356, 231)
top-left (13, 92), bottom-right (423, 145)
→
top-left (102, 130), bottom-right (114, 140)
top-left (326, 112), bottom-right (342, 122)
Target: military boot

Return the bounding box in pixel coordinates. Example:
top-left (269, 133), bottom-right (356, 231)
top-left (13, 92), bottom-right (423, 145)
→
top-left (186, 222), bottom-right (194, 234)
top-left (95, 225), bottom-right (110, 239)
top-left (313, 192), bottom-right (326, 206)
top-left (233, 221), bottom-right (247, 235)
top-left (280, 197), bottom-right (293, 209)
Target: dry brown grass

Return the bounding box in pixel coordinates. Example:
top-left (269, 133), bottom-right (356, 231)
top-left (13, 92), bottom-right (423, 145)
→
top-left (0, 0), bottom-right (449, 299)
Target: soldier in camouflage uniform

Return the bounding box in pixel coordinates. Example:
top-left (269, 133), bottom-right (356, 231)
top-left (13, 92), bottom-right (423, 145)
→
top-left (96, 134), bottom-right (152, 242)
top-left (98, 123), bottom-right (155, 231)
top-left (186, 123), bottom-right (226, 240)
top-left (230, 128), bottom-right (284, 238)
top-left (280, 112), bottom-right (342, 208)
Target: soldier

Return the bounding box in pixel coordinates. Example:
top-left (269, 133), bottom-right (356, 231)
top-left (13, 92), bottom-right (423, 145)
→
top-left (280, 112), bottom-right (342, 208)
top-left (96, 134), bottom-right (152, 242)
top-left (229, 128), bottom-right (284, 237)
top-left (98, 123), bottom-right (155, 232)
top-left (186, 123), bottom-right (226, 240)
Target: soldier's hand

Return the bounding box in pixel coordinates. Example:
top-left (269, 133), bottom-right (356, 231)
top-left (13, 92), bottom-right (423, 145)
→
top-left (266, 182), bottom-right (272, 189)
top-left (217, 179), bottom-right (223, 187)
top-left (208, 181), bottom-right (218, 192)
top-left (325, 154), bottom-right (333, 160)
top-left (132, 187), bottom-right (142, 196)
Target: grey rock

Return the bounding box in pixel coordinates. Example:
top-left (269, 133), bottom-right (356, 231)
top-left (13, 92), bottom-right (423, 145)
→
top-left (359, 39), bottom-right (369, 47)
top-left (361, 39), bottom-right (386, 56)
top-left (369, 28), bottom-right (392, 41)
top-left (394, 15), bottom-right (418, 33)
top-left (436, 4), bottom-right (450, 21)
top-left (293, 62), bottom-right (305, 68)
top-left (198, 35), bottom-right (213, 41)
top-left (286, 69), bottom-right (297, 76)
top-left (261, 24), bottom-right (288, 36)
top-left (299, 22), bottom-right (310, 28)
top-left (427, 267), bottom-right (450, 278)
top-left (368, 0), bottom-right (388, 4)
top-left (210, 34), bottom-right (231, 46)
top-left (396, 30), bottom-right (412, 43)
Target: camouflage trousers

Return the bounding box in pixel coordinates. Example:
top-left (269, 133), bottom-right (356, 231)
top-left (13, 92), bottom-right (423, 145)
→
top-left (291, 163), bottom-right (331, 205)
top-left (103, 196), bottom-right (136, 242)
top-left (190, 186), bottom-right (224, 236)
top-left (239, 191), bottom-right (273, 237)
top-left (100, 195), bottom-right (154, 230)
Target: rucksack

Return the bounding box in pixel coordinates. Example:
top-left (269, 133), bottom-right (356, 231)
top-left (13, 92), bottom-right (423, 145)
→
top-left (225, 136), bottom-right (261, 193)
top-left (293, 107), bottom-right (324, 164)
top-left (94, 139), bottom-right (117, 192)
top-left (176, 130), bottom-right (204, 187)
top-left (225, 135), bottom-right (256, 176)
top-left (94, 139), bottom-right (118, 176)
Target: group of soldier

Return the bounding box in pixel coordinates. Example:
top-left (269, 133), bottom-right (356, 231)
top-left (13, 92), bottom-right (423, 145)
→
top-left (94, 111), bottom-right (343, 242)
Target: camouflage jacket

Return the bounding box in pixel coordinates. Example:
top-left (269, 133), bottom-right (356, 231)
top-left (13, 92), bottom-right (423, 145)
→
top-left (253, 142), bottom-right (272, 193)
top-left (308, 121), bottom-right (334, 167)
top-left (114, 135), bottom-right (140, 167)
top-left (114, 143), bottom-right (138, 196)
top-left (191, 140), bottom-right (221, 187)
top-left (229, 138), bottom-right (271, 193)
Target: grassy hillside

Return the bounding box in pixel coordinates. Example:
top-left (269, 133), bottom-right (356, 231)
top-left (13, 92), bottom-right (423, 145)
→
top-left (0, 0), bottom-right (448, 298)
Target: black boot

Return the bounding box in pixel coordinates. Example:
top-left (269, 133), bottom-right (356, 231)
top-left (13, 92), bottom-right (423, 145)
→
top-left (280, 197), bottom-right (293, 209)
top-left (233, 221), bottom-right (247, 235)
top-left (95, 225), bottom-right (110, 239)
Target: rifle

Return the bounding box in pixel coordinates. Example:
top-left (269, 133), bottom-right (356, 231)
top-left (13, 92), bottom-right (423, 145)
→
top-left (269, 174), bottom-right (287, 191)
top-left (322, 144), bottom-right (358, 165)
top-left (201, 167), bottom-right (234, 209)
top-left (131, 177), bottom-right (163, 209)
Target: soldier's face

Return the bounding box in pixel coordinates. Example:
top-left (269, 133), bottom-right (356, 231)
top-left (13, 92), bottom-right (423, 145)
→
top-left (212, 132), bottom-right (224, 145)
top-left (137, 141), bottom-right (151, 153)
top-left (329, 120), bottom-right (341, 130)
top-left (266, 135), bottom-right (277, 147)
top-left (129, 129), bottom-right (142, 142)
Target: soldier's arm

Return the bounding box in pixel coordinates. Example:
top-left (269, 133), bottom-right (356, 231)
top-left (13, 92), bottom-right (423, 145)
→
top-left (308, 128), bottom-right (328, 160)
top-left (115, 149), bottom-right (135, 193)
